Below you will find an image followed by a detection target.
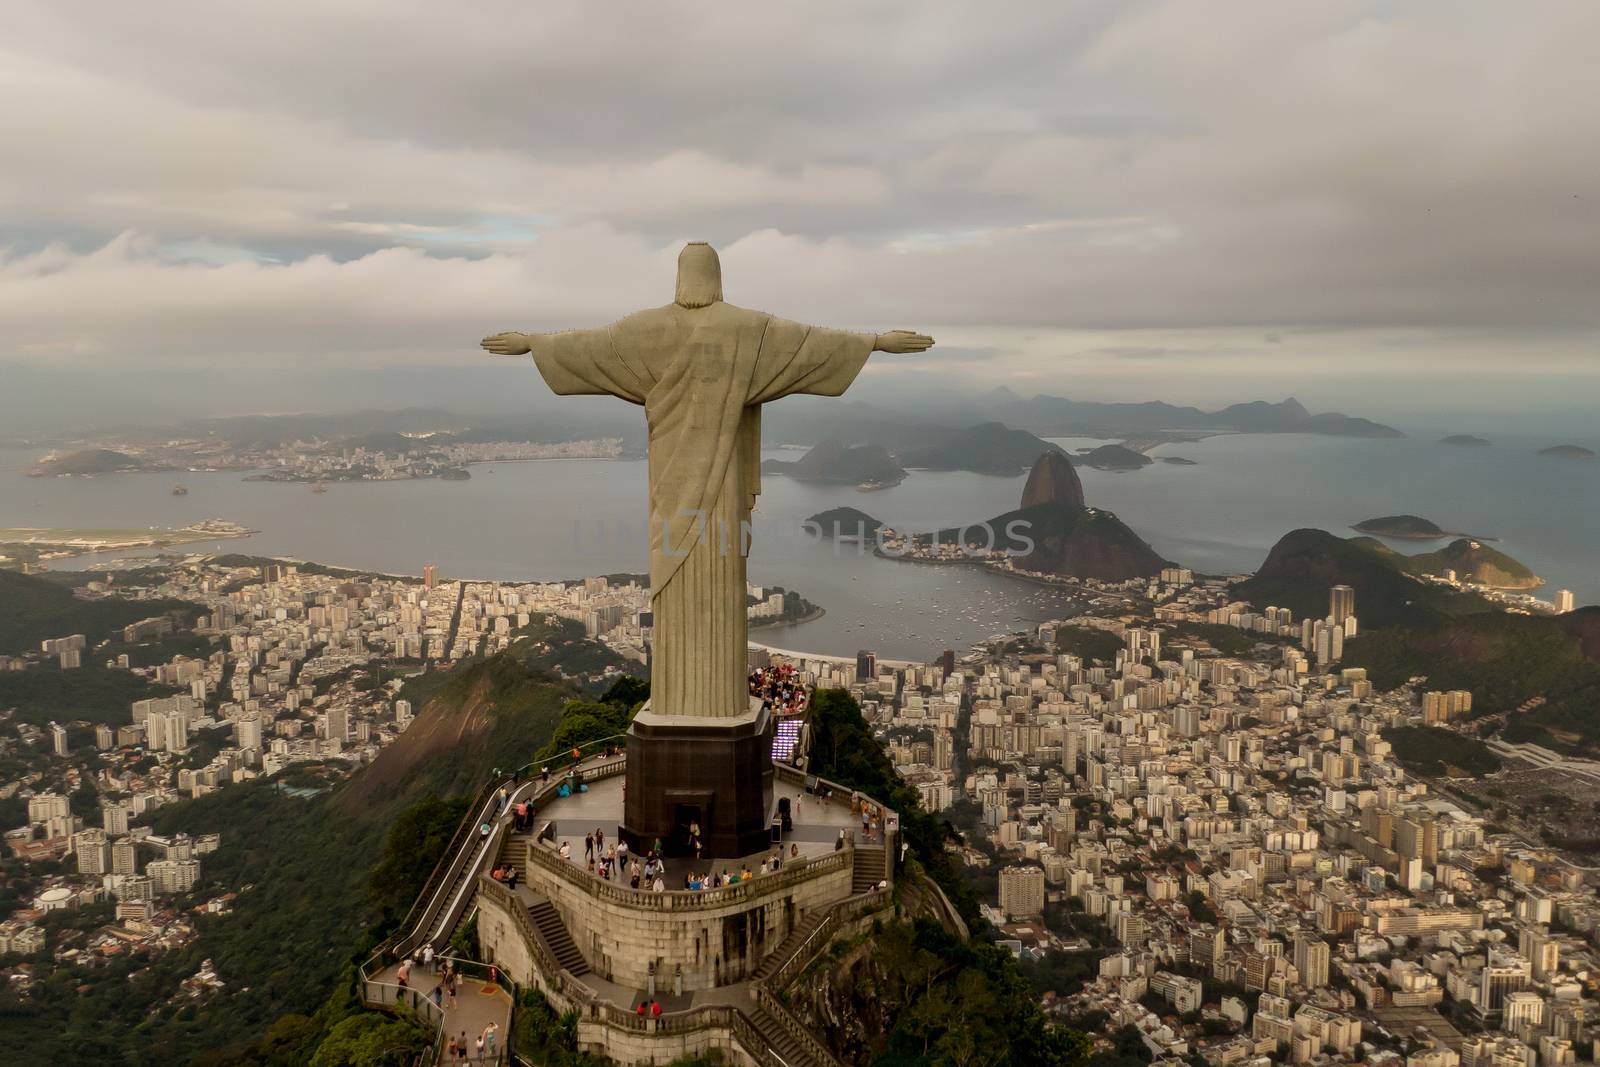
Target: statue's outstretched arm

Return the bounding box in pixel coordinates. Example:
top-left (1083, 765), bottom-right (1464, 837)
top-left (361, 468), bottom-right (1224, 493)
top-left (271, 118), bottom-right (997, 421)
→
top-left (481, 331), bottom-right (535, 356)
top-left (871, 330), bottom-right (935, 354)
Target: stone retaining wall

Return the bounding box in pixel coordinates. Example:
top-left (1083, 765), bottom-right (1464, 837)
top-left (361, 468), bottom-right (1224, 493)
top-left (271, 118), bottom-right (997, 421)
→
top-left (523, 839), bottom-right (855, 990)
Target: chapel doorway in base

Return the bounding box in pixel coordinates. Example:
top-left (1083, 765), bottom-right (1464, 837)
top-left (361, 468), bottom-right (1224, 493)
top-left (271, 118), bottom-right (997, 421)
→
top-left (670, 796), bottom-right (710, 858)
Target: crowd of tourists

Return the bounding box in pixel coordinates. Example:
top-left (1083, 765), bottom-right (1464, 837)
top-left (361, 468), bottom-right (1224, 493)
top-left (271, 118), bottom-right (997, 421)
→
top-left (556, 829), bottom-right (807, 893)
top-left (393, 946), bottom-right (504, 1062)
top-left (679, 844), bottom-right (799, 891)
top-left (443, 1023), bottom-right (499, 1064)
top-left (749, 663), bottom-right (807, 716)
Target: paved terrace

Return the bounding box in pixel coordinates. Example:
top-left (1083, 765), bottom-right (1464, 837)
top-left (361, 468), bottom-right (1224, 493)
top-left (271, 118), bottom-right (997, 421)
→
top-left (367, 957), bottom-right (512, 1065)
top-left (521, 766), bottom-right (887, 885)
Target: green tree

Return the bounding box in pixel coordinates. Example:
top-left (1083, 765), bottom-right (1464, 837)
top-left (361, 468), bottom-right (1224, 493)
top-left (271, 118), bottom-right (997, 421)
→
top-left (307, 1011), bottom-right (430, 1067)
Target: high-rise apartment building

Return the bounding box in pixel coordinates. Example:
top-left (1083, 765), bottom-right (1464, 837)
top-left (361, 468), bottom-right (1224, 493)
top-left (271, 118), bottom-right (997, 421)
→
top-left (1294, 933), bottom-right (1330, 988)
top-left (112, 838), bottom-right (140, 876)
top-left (998, 865), bottom-right (1046, 920)
top-left (1329, 585), bottom-right (1356, 624)
top-left (102, 801), bottom-right (131, 835)
top-left (148, 859), bottom-right (201, 895)
top-left (74, 828), bottom-right (111, 875)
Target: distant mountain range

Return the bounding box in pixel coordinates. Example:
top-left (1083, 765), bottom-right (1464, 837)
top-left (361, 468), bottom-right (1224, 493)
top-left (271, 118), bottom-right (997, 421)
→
top-left (762, 393), bottom-right (1402, 446)
top-left (766, 423), bottom-right (1067, 481)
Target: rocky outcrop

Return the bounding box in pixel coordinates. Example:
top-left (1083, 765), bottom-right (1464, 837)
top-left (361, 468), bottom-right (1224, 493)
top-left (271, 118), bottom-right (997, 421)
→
top-left (1018, 451), bottom-right (1085, 509)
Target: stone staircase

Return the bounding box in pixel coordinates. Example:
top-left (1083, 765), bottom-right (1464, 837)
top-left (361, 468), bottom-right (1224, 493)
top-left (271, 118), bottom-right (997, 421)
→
top-left (745, 1003), bottom-right (827, 1067)
top-left (851, 845), bottom-right (886, 895)
top-left (497, 836), bottom-right (528, 880)
top-left (751, 910), bottom-right (827, 983)
top-left (527, 898), bottom-right (590, 977)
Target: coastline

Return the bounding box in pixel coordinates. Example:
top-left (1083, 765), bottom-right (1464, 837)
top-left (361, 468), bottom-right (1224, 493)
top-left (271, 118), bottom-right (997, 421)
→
top-left (748, 605), bottom-right (826, 631)
top-left (1352, 524), bottom-right (1499, 543)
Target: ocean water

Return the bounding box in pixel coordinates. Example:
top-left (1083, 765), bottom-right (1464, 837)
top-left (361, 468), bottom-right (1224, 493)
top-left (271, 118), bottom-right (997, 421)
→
top-left (1, 430), bottom-right (1594, 660)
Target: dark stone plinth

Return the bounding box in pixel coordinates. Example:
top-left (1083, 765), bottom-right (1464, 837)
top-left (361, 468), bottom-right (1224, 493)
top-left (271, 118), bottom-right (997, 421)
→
top-left (619, 706), bottom-right (774, 859)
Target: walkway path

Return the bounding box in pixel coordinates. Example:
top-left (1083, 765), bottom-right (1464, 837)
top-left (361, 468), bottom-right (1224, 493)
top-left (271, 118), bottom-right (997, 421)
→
top-left (372, 958), bottom-right (512, 1064)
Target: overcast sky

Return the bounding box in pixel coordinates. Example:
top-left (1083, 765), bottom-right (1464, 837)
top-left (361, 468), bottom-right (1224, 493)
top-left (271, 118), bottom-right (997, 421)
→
top-left (2, 1), bottom-right (1597, 429)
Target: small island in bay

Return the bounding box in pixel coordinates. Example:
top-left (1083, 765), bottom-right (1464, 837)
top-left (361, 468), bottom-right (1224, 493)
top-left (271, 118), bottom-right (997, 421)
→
top-left (1161, 456), bottom-right (1198, 465)
top-left (761, 439), bottom-right (907, 487)
top-left (894, 422), bottom-right (1066, 476)
top-left (1539, 444), bottom-right (1596, 460)
top-left (1440, 434), bottom-right (1490, 446)
top-left (1076, 443), bottom-right (1153, 471)
top-left (803, 506), bottom-right (885, 540)
top-left (1352, 514), bottom-right (1450, 540)
top-left (1352, 514), bottom-right (1496, 543)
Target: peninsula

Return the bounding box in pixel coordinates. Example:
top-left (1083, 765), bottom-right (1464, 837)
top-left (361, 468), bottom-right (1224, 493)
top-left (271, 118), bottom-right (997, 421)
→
top-left (0, 521), bottom-right (254, 566)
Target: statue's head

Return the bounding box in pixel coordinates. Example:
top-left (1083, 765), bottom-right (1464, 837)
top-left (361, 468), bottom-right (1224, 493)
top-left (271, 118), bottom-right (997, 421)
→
top-left (675, 242), bottom-right (723, 309)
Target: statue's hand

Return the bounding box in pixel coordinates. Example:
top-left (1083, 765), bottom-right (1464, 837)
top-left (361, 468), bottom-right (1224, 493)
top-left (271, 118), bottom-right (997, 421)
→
top-left (874, 330), bottom-right (935, 355)
top-left (481, 331), bottom-right (533, 356)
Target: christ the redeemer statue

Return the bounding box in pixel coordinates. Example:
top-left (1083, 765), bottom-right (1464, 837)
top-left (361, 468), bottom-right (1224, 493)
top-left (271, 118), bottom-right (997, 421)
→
top-left (482, 241), bottom-right (931, 855)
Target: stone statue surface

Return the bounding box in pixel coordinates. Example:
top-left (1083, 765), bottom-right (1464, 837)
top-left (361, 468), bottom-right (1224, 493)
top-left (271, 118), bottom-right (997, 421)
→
top-left (483, 242), bottom-right (932, 722)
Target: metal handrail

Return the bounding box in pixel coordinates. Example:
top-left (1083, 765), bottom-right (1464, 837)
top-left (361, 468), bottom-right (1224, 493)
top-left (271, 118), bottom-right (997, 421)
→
top-left (764, 889), bottom-right (890, 991)
top-left (752, 983), bottom-right (847, 1067)
top-left (361, 734), bottom-right (629, 981)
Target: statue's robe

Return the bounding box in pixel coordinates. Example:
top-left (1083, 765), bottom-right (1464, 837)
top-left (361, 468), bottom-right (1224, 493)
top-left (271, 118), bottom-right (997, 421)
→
top-left (531, 301), bottom-right (872, 718)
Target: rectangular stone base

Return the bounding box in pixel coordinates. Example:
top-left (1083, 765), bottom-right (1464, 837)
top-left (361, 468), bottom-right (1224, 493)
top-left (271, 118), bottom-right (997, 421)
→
top-left (620, 705), bottom-right (774, 859)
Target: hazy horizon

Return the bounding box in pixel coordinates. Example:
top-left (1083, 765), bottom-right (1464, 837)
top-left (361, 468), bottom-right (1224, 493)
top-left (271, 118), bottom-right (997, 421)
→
top-left (3, 1), bottom-right (1597, 433)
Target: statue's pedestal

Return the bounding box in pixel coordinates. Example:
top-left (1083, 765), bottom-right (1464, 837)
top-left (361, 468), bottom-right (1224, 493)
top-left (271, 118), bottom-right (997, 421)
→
top-left (621, 703), bottom-right (774, 859)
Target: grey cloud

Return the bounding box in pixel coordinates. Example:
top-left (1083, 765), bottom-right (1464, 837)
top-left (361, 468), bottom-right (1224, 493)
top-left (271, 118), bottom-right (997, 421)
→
top-left (0, 0), bottom-right (1597, 383)
top-left (1091, 346), bottom-right (1170, 360)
